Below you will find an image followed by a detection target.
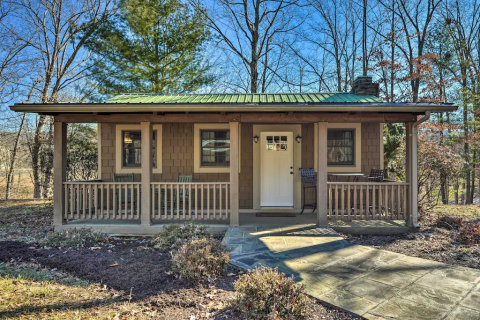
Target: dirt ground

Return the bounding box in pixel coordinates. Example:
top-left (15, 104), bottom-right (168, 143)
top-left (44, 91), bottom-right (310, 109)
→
top-left (343, 205), bottom-right (480, 270)
top-left (0, 200), bottom-right (359, 319)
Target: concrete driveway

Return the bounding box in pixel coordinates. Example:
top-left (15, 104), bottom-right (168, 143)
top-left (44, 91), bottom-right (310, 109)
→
top-left (223, 224), bottom-right (480, 319)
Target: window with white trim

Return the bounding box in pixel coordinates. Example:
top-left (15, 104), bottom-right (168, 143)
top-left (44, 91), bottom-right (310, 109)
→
top-left (200, 130), bottom-right (230, 166)
top-left (327, 129), bottom-right (355, 165)
top-left (115, 124), bottom-right (162, 174)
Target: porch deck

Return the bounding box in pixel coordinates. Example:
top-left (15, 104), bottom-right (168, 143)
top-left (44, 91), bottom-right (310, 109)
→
top-left (56, 213), bottom-right (411, 235)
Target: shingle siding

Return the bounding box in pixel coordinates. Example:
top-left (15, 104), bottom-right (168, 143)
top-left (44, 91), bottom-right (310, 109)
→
top-left (100, 122), bottom-right (382, 210)
top-left (100, 122), bottom-right (253, 209)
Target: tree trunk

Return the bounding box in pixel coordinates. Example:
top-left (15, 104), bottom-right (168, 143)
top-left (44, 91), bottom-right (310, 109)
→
top-left (454, 177), bottom-right (459, 204)
top-left (5, 113), bottom-right (27, 199)
top-left (31, 115), bottom-right (47, 198)
top-left (440, 172), bottom-right (447, 204)
top-left (42, 118), bottom-right (55, 198)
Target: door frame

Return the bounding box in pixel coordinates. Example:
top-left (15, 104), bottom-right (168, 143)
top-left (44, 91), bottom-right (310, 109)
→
top-left (253, 124), bottom-right (302, 210)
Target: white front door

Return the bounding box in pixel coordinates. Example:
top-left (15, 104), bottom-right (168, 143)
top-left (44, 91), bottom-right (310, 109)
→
top-left (260, 132), bottom-right (294, 207)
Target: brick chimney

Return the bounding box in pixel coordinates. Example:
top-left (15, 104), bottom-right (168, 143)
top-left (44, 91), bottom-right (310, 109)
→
top-left (351, 76), bottom-right (379, 97)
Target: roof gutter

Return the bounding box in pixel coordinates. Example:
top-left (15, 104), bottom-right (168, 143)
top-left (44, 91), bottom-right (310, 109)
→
top-left (9, 104), bottom-right (457, 114)
top-left (413, 111), bottom-right (430, 127)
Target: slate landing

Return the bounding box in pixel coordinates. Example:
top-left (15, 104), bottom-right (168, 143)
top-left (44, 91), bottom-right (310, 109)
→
top-left (222, 224), bottom-right (480, 320)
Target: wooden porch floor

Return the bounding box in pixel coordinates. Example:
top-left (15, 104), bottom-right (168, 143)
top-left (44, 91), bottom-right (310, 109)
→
top-left (58, 212), bottom-right (411, 235)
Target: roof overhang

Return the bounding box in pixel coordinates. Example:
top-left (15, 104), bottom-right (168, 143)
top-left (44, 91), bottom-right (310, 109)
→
top-left (10, 102), bottom-right (458, 114)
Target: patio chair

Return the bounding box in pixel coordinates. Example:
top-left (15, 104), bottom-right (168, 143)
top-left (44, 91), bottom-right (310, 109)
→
top-left (364, 169), bottom-right (388, 216)
top-left (174, 174), bottom-right (193, 215)
top-left (366, 169), bottom-right (385, 182)
top-left (299, 168), bottom-right (317, 215)
top-left (113, 173), bottom-right (136, 217)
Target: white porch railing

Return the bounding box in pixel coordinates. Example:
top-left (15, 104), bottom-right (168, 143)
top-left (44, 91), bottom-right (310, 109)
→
top-left (327, 182), bottom-right (409, 220)
top-left (151, 183), bottom-right (230, 221)
top-left (63, 182), bottom-right (141, 220)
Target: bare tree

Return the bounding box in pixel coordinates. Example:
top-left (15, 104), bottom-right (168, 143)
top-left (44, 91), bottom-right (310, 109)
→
top-left (192, 0), bottom-right (305, 93)
top-left (4, 0), bottom-right (114, 198)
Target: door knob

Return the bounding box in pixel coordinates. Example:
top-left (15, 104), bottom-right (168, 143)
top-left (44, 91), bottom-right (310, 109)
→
top-left (290, 166), bottom-right (293, 169)
top-left (290, 171), bottom-right (293, 174)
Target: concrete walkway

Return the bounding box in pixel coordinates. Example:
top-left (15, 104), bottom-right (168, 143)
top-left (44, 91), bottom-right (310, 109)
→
top-left (223, 224), bottom-right (480, 320)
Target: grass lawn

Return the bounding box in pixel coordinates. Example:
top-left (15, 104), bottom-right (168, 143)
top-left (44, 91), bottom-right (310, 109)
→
top-left (431, 204), bottom-right (480, 221)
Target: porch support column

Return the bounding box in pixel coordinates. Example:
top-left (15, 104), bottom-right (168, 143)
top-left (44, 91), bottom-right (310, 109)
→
top-left (317, 122), bottom-right (328, 226)
top-left (141, 122), bottom-right (152, 226)
top-left (53, 122), bottom-right (67, 227)
top-left (406, 122), bottom-right (418, 227)
top-left (229, 122), bottom-right (240, 226)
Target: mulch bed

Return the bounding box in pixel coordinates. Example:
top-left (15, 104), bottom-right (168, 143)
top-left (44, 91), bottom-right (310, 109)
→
top-left (0, 239), bottom-right (360, 320)
top-left (343, 210), bottom-right (480, 270)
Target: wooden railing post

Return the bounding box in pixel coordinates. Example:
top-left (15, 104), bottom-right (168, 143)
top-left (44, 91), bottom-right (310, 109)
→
top-left (53, 121), bottom-right (67, 227)
top-left (141, 122), bottom-right (152, 226)
top-left (317, 122), bottom-right (328, 226)
top-left (229, 122), bottom-right (239, 226)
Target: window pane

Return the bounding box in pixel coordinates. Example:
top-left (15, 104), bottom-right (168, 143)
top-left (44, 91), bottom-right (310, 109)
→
top-left (123, 131), bottom-right (141, 167)
top-left (327, 129), bottom-right (354, 165)
top-left (122, 130), bottom-right (157, 168)
top-left (201, 130), bottom-right (230, 166)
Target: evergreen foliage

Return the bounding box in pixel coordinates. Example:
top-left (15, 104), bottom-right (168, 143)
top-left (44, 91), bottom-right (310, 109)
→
top-left (86, 0), bottom-right (213, 94)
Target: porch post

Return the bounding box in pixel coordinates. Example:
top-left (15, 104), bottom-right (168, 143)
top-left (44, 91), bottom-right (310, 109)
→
top-left (229, 121), bottom-right (240, 226)
top-left (317, 122), bottom-right (328, 226)
top-left (406, 122), bottom-right (418, 227)
top-left (141, 122), bottom-right (152, 226)
top-left (53, 121), bottom-right (67, 227)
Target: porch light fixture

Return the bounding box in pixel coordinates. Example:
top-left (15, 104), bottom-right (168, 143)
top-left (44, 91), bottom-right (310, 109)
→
top-left (296, 134), bottom-right (302, 143)
top-left (253, 135), bottom-right (259, 143)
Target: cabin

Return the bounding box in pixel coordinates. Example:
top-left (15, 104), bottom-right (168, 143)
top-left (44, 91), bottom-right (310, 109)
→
top-left (10, 76), bottom-right (457, 234)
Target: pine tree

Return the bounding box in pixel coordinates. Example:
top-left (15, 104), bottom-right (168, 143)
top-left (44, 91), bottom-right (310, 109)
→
top-left (86, 0), bottom-right (213, 94)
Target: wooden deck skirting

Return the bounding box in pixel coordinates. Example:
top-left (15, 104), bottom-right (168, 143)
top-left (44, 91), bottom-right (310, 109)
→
top-left (327, 182), bottom-right (409, 221)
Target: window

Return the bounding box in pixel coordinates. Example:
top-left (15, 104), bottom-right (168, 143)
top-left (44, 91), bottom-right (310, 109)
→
top-left (200, 130), bottom-right (230, 166)
top-left (327, 129), bottom-right (355, 165)
top-left (266, 135), bottom-right (288, 151)
top-left (115, 124), bottom-right (163, 174)
top-left (122, 131), bottom-right (157, 167)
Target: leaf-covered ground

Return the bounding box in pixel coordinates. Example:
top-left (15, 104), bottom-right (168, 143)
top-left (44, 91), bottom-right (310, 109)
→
top-left (0, 200), bottom-right (359, 319)
top-left (344, 205), bottom-right (480, 269)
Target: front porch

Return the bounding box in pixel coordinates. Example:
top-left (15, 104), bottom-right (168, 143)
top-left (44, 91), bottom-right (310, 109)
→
top-left (51, 117), bottom-right (420, 234)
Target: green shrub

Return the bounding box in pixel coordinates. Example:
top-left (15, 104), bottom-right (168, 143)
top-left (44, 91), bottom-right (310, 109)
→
top-left (151, 222), bottom-right (210, 249)
top-left (40, 228), bottom-right (109, 248)
top-left (171, 238), bottom-right (229, 281)
top-left (232, 265), bottom-right (310, 320)
top-left (435, 214), bottom-right (463, 230)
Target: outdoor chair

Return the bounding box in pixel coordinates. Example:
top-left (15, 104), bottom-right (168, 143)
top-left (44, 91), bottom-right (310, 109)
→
top-left (113, 173), bottom-right (136, 217)
top-left (172, 174), bottom-right (193, 215)
top-left (300, 168), bottom-right (317, 215)
top-left (366, 169), bottom-right (385, 182)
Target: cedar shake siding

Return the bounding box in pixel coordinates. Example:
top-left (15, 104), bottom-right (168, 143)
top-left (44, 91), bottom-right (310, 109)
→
top-left (100, 122), bottom-right (381, 210)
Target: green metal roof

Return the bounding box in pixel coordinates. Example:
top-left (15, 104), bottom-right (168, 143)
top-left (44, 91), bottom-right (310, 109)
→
top-left (106, 93), bottom-right (382, 104)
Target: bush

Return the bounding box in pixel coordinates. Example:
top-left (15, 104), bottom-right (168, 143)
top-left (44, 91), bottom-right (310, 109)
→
top-left (435, 214), bottom-right (463, 230)
top-left (171, 238), bottom-right (229, 281)
top-left (457, 223), bottom-right (480, 245)
top-left (40, 228), bottom-right (109, 248)
top-left (232, 265), bottom-right (310, 320)
top-left (151, 222), bottom-right (210, 249)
